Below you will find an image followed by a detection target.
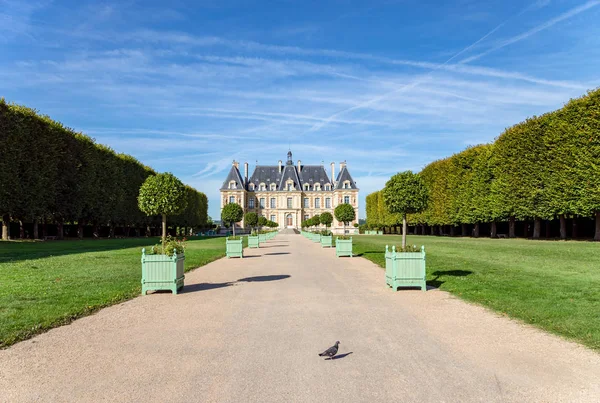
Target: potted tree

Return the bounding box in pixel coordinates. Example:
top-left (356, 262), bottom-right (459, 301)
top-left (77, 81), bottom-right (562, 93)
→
top-left (258, 216), bottom-right (268, 243)
top-left (319, 212), bottom-right (333, 247)
top-left (334, 203), bottom-right (356, 257)
top-left (382, 171), bottom-right (429, 291)
top-left (138, 173), bottom-right (188, 294)
top-left (245, 211), bottom-right (259, 248)
top-left (222, 203), bottom-right (244, 258)
top-left (311, 215), bottom-right (321, 242)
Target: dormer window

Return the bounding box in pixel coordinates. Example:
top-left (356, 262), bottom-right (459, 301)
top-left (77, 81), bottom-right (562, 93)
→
top-left (259, 183), bottom-right (266, 191)
top-left (314, 183), bottom-right (321, 191)
top-left (229, 181), bottom-right (236, 189)
top-left (324, 184), bottom-right (331, 191)
top-left (249, 183), bottom-right (255, 191)
top-left (270, 183), bottom-right (277, 191)
top-left (286, 180), bottom-right (294, 191)
top-left (343, 181), bottom-right (350, 189)
top-left (304, 184), bottom-right (310, 191)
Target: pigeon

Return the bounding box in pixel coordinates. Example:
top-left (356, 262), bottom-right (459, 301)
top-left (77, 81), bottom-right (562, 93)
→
top-left (318, 341), bottom-right (340, 360)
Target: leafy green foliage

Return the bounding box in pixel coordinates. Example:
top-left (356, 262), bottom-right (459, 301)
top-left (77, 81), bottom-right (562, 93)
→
top-left (258, 215), bottom-right (268, 227)
top-left (138, 173), bottom-right (187, 217)
top-left (334, 203), bottom-right (356, 225)
top-left (221, 203), bottom-right (244, 226)
top-left (383, 171), bottom-right (428, 217)
top-left (244, 212), bottom-right (258, 228)
top-left (149, 235), bottom-right (186, 256)
top-left (319, 212), bottom-right (333, 228)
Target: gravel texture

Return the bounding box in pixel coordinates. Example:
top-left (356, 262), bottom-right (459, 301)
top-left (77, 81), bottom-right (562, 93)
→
top-left (1, 234), bottom-right (599, 402)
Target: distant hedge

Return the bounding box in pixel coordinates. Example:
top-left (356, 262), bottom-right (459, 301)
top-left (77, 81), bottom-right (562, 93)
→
top-left (366, 88), bottom-right (600, 240)
top-left (0, 99), bottom-right (208, 240)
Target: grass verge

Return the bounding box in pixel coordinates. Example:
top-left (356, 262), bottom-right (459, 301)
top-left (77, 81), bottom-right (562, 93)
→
top-left (0, 236), bottom-right (243, 348)
top-left (353, 235), bottom-right (600, 351)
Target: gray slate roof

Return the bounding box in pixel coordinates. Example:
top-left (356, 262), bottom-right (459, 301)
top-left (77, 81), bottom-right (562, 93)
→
top-left (334, 166), bottom-right (358, 190)
top-left (247, 164), bottom-right (335, 191)
top-left (220, 165), bottom-right (245, 190)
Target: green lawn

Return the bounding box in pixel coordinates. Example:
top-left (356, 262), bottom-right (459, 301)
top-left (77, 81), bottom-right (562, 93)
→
top-left (0, 236), bottom-right (240, 348)
top-left (352, 235), bottom-right (600, 351)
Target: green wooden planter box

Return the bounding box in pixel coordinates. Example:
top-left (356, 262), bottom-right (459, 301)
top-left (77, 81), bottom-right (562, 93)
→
top-left (226, 238), bottom-right (243, 258)
top-left (335, 237), bottom-right (353, 257)
top-left (312, 233), bottom-right (321, 243)
top-left (141, 248), bottom-right (185, 295)
top-left (248, 235), bottom-right (260, 248)
top-left (385, 245), bottom-right (426, 291)
top-left (320, 235), bottom-right (333, 248)
top-left (259, 234), bottom-right (267, 243)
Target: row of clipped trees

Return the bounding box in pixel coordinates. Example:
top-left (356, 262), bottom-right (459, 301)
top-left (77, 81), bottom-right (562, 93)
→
top-left (0, 99), bottom-right (208, 240)
top-left (366, 88), bottom-right (600, 241)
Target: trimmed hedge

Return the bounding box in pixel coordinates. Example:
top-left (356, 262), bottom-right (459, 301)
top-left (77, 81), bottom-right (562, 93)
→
top-left (0, 99), bottom-right (208, 239)
top-left (366, 88), bottom-right (600, 240)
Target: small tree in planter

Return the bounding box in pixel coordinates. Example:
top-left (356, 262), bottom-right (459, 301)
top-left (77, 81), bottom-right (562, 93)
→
top-left (138, 172), bottom-right (187, 245)
top-left (383, 171), bottom-right (428, 249)
top-left (334, 203), bottom-right (356, 235)
top-left (245, 212), bottom-right (258, 234)
top-left (320, 212), bottom-right (333, 234)
top-left (221, 203), bottom-right (243, 237)
top-left (258, 215), bottom-right (268, 229)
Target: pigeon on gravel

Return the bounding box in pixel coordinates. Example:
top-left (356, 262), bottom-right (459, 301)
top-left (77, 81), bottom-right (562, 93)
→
top-left (318, 341), bottom-right (340, 360)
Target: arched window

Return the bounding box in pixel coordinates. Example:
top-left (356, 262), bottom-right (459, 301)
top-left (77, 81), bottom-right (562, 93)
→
top-left (270, 183), bottom-right (277, 191)
top-left (343, 181), bottom-right (350, 189)
top-left (259, 183), bottom-right (266, 191)
top-left (286, 180), bottom-right (294, 191)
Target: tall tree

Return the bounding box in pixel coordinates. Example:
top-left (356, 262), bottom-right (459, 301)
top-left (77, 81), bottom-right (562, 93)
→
top-left (334, 203), bottom-right (356, 235)
top-left (383, 171), bottom-right (429, 249)
top-left (221, 203), bottom-right (243, 236)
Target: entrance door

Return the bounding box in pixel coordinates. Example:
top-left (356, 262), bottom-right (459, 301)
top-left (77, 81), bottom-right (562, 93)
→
top-left (286, 214), bottom-right (293, 228)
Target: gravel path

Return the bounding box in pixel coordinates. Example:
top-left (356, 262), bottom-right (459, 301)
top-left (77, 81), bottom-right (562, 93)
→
top-left (1, 234), bottom-right (599, 402)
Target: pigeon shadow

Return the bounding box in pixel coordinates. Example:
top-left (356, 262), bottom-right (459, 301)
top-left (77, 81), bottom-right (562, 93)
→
top-left (237, 275), bottom-right (291, 282)
top-left (327, 352), bottom-right (353, 360)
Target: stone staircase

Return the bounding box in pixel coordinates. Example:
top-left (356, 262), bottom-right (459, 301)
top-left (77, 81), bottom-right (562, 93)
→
top-left (279, 228), bottom-right (299, 235)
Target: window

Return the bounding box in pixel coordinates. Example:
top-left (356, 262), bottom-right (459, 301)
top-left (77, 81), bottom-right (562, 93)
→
top-left (304, 184), bottom-right (310, 191)
top-left (287, 197), bottom-right (293, 208)
top-left (270, 183), bottom-right (276, 191)
top-left (270, 214), bottom-right (276, 222)
top-left (229, 181), bottom-right (236, 189)
top-left (259, 183), bottom-right (266, 191)
top-left (249, 183), bottom-right (255, 191)
top-left (344, 196), bottom-right (350, 204)
top-left (229, 196), bottom-right (235, 204)
top-left (304, 214), bottom-right (309, 221)
top-left (303, 198), bottom-right (309, 208)
top-left (286, 182), bottom-right (292, 191)
top-left (249, 198), bottom-right (255, 209)
top-left (270, 198), bottom-right (276, 208)
top-left (315, 198), bottom-right (320, 208)
top-left (314, 183), bottom-right (321, 191)
top-left (324, 184), bottom-right (330, 191)
top-left (344, 182), bottom-right (350, 189)
top-left (259, 198), bottom-right (265, 208)
top-left (325, 198), bottom-right (331, 208)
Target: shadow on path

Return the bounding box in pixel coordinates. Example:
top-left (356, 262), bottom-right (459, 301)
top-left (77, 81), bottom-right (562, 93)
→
top-left (427, 269), bottom-right (472, 289)
top-left (181, 275), bottom-right (291, 293)
top-left (264, 252), bottom-right (290, 256)
top-left (326, 352), bottom-right (353, 360)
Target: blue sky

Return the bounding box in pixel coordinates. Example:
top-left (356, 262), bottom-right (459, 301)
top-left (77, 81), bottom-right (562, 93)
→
top-left (1, 0), bottom-right (599, 220)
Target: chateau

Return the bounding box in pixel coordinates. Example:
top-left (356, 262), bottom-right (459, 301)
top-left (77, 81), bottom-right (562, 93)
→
top-left (220, 151), bottom-right (359, 233)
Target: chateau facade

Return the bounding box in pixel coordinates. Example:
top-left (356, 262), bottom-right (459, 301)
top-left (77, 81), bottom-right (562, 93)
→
top-left (220, 151), bottom-right (359, 233)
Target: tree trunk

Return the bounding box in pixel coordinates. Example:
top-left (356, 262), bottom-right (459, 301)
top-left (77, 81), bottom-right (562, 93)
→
top-left (559, 214), bottom-right (567, 240)
top-left (430, 226), bottom-right (435, 235)
top-left (461, 223), bottom-right (467, 236)
top-left (42, 221), bottom-right (47, 238)
top-left (146, 225), bottom-right (151, 237)
top-left (545, 221), bottom-right (551, 238)
top-left (490, 222), bottom-right (497, 238)
top-left (595, 211), bottom-right (600, 241)
top-left (1, 214), bottom-right (8, 240)
top-left (232, 222), bottom-right (236, 237)
top-left (57, 219), bottom-right (64, 240)
top-left (162, 214), bottom-right (167, 241)
top-left (402, 214), bottom-right (407, 249)
top-left (533, 218), bottom-right (541, 239)
top-left (77, 221), bottom-right (84, 239)
top-left (473, 223), bottom-right (480, 238)
top-left (572, 218), bottom-right (578, 239)
top-left (19, 220), bottom-right (25, 239)
top-left (33, 218), bottom-right (39, 239)
top-left (109, 223), bottom-right (115, 238)
top-left (450, 226), bottom-right (455, 236)
top-left (508, 217), bottom-right (515, 238)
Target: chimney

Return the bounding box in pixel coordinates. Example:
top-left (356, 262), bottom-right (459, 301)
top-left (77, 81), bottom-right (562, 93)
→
top-left (233, 160), bottom-right (239, 169)
top-left (297, 160), bottom-right (301, 171)
top-left (340, 160), bottom-right (346, 172)
top-left (278, 160), bottom-right (282, 173)
top-left (244, 162), bottom-right (248, 183)
top-left (330, 162), bottom-right (335, 184)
